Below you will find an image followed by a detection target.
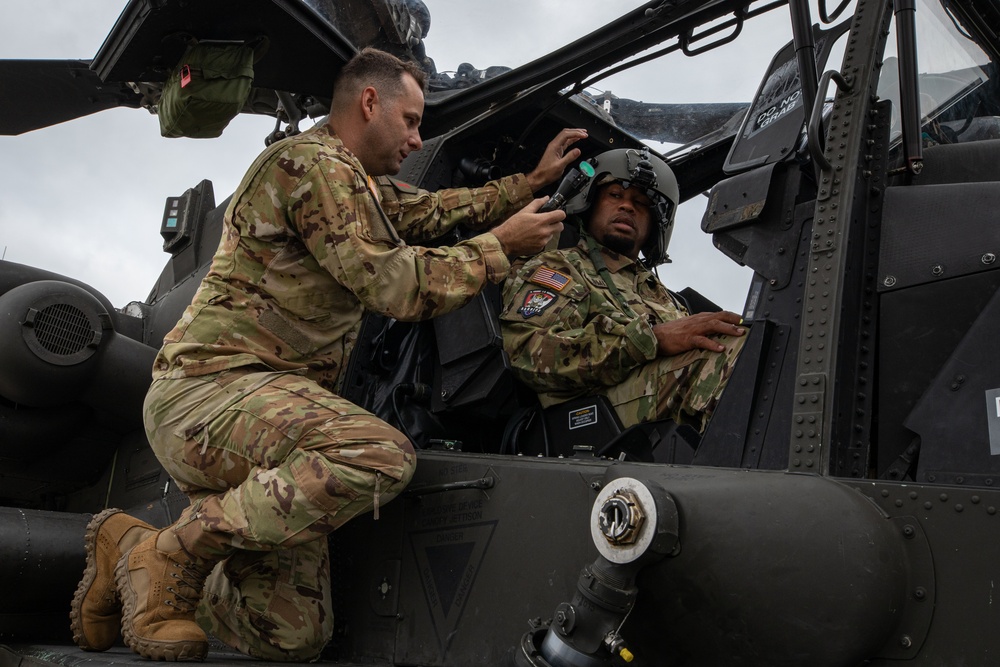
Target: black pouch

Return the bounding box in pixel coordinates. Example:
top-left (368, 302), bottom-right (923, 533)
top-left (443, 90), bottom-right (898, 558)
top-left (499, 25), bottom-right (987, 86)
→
top-left (158, 40), bottom-right (255, 138)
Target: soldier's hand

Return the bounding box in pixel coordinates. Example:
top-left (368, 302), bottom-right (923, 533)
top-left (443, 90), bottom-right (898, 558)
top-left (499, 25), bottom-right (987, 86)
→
top-left (525, 128), bottom-right (589, 191)
top-left (653, 311), bottom-right (746, 356)
top-left (491, 197), bottom-right (566, 257)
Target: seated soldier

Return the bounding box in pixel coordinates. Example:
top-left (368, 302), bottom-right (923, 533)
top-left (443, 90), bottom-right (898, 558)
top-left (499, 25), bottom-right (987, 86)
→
top-left (500, 147), bottom-right (746, 433)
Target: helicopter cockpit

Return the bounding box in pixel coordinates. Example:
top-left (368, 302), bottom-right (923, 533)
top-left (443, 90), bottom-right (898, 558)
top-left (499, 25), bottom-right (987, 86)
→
top-left (878, 0), bottom-right (1000, 147)
top-left (10, 0), bottom-right (1000, 663)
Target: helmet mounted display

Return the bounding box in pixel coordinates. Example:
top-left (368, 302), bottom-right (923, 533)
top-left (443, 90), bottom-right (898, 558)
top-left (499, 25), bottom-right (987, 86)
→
top-left (564, 147), bottom-right (679, 267)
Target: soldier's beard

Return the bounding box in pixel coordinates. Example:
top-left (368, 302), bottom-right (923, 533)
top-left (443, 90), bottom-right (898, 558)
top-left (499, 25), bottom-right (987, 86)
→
top-left (601, 233), bottom-right (636, 258)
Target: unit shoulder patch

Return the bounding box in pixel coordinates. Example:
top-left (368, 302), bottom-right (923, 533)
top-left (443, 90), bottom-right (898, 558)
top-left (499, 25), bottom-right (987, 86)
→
top-left (527, 265), bottom-right (571, 292)
top-left (517, 289), bottom-right (558, 318)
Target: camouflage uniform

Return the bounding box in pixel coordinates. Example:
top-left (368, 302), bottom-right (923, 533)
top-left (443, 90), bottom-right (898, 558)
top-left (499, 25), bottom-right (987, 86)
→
top-left (144, 122), bottom-right (533, 660)
top-left (500, 235), bottom-right (744, 432)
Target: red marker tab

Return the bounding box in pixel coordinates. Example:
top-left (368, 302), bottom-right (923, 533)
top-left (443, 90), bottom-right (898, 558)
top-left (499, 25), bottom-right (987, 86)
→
top-left (180, 64), bottom-right (192, 88)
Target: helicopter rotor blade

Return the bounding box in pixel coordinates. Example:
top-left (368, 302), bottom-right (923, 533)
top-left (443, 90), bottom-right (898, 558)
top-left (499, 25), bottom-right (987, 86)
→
top-left (0, 59), bottom-right (142, 136)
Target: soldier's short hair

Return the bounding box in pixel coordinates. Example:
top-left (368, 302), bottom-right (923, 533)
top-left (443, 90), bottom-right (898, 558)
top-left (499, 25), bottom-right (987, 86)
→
top-left (331, 47), bottom-right (426, 111)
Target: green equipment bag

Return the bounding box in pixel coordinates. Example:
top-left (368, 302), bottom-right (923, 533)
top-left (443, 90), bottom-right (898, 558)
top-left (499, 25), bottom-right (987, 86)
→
top-left (158, 40), bottom-right (255, 138)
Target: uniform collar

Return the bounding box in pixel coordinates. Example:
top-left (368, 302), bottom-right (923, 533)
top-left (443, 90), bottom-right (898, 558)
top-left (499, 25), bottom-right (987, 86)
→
top-left (575, 235), bottom-right (642, 275)
top-left (308, 122), bottom-right (371, 184)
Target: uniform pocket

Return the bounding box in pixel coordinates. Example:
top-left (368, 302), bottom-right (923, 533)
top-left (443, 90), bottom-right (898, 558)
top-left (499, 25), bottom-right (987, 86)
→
top-left (307, 415), bottom-right (412, 483)
top-left (170, 369), bottom-right (294, 443)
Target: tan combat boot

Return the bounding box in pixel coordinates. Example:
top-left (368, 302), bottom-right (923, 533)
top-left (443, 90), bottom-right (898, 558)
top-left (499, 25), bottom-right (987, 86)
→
top-left (115, 529), bottom-right (217, 661)
top-left (69, 508), bottom-right (157, 651)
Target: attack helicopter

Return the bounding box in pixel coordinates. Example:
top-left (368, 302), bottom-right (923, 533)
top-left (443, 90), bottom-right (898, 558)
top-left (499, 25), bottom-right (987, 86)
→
top-left (3, 0), bottom-right (1000, 665)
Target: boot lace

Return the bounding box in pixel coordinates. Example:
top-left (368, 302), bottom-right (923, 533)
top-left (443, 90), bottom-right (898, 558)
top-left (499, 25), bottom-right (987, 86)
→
top-left (164, 559), bottom-right (212, 614)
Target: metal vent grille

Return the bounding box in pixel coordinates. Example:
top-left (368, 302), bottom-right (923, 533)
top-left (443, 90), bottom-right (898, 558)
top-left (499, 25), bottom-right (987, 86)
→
top-left (32, 302), bottom-right (94, 356)
top-left (21, 295), bottom-right (103, 367)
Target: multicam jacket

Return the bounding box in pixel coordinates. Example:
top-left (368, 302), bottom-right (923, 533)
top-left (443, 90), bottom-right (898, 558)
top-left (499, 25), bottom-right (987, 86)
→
top-left (500, 236), bottom-right (689, 406)
top-left (152, 122), bottom-right (534, 392)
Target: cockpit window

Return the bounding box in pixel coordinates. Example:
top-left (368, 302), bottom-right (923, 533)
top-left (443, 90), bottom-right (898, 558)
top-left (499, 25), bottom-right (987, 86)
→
top-left (877, 0), bottom-right (995, 145)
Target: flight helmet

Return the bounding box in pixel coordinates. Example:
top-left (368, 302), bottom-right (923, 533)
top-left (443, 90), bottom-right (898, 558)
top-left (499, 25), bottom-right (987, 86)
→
top-left (564, 147), bottom-right (679, 266)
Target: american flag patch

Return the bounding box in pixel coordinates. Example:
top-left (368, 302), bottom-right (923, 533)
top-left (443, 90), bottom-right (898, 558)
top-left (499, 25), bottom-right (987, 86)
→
top-left (528, 266), bottom-right (571, 291)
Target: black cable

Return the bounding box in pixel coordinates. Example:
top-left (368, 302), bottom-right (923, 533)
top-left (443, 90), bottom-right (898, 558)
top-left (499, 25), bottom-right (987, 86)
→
top-left (391, 383), bottom-right (431, 448)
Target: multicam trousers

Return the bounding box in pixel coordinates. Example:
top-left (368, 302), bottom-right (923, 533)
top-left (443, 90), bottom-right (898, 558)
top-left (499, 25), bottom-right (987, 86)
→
top-left (143, 368), bottom-right (416, 661)
top-left (604, 333), bottom-right (747, 432)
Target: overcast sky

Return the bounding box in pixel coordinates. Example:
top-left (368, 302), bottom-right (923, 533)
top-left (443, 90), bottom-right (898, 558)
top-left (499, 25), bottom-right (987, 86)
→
top-left (0, 0), bottom-right (801, 312)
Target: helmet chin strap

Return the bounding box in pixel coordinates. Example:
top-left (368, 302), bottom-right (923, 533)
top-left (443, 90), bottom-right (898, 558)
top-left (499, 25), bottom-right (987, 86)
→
top-left (639, 190), bottom-right (673, 268)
